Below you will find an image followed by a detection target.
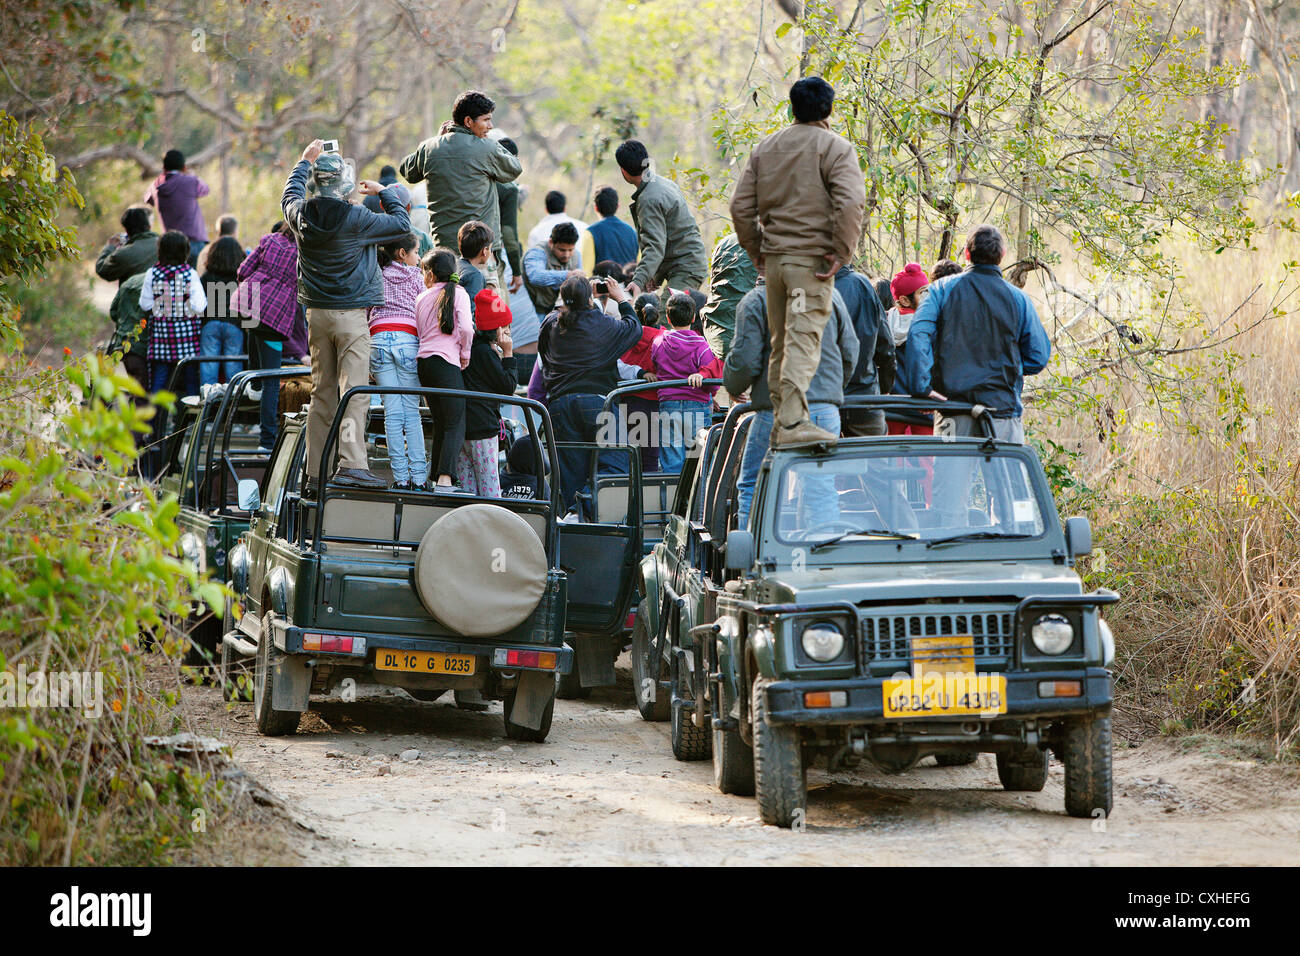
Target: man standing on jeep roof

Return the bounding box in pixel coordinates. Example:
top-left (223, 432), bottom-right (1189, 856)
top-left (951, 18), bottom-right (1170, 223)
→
top-left (729, 76), bottom-right (866, 449)
top-left (399, 90), bottom-right (522, 285)
top-left (903, 224), bottom-right (1051, 443)
top-left (282, 139), bottom-right (412, 490)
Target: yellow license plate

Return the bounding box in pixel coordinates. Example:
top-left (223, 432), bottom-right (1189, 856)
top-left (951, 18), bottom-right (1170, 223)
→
top-left (882, 674), bottom-right (1007, 718)
top-left (374, 649), bottom-right (477, 675)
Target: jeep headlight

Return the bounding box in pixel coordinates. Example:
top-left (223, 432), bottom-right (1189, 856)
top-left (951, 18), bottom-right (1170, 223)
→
top-left (801, 622), bottom-right (845, 662)
top-left (179, 532), bottom-right (203, 571)
top-left (1031, 614), bottom-right (1074, 655)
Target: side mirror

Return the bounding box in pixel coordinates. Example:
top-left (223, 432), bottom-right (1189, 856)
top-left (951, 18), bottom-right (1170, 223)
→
top-left (724, 529), bottom-right (754, 571)
top-left (237, 479), bottom-right (261, 513)
top-left (1064, 516), bottom-right (1091, 558)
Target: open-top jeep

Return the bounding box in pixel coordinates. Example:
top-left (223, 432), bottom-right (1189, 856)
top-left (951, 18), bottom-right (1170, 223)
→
top-left (553, 378), bottom-right (721, 702)
top-left (223, 385), bottom-right (641, 742)
top-left (161, 365), bottom-right (309, 664)
top-left (639, 396), bottom-right (1118, 826)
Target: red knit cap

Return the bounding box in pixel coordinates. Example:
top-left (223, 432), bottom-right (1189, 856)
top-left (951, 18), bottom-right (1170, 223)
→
top-left (474, 288), bottom-right (513, 331)
top-left (890, 262), bottom-right (929, 302)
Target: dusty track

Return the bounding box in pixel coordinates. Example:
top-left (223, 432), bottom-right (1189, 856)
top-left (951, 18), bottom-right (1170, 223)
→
top-left (185, 658), bottom-right (1300, 865)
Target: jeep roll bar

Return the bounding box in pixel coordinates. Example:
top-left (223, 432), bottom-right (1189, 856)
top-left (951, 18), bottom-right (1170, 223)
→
top-left (839, 395), bottom-right (1002, 441)
top-left (151, 354), bottom-right (249, 467)
top-left (599, 378), bottom-right (726, 416)
top-left (315, 386), bottom-right (564, 555)
top-left (201, 366), bottom-right (311, 513)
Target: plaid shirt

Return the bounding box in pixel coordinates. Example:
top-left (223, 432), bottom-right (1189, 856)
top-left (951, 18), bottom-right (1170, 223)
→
top-left (233, 231), bottom-right (298, 337)
top-left (140, 263), bottom-right (203, 362)
top-left (367, 262), bottom-right (423, 335)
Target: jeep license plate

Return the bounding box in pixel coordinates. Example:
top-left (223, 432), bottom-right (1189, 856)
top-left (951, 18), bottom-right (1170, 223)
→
top-left (882, 675), bottom-right (1007, 718)
top-left (374, 650), bottom-right (477, 675)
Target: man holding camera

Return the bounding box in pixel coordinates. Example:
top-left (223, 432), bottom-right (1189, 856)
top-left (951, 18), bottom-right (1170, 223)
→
top-left (282, 139), bottom-right (411, 491)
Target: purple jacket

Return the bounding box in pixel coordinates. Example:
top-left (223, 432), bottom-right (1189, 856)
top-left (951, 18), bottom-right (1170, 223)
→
top-left (527, 356), bottom-right (548, 404)
top-left (233, 231), bottom-right (299, 338)
top-left (145, 171), bottom-right (210, 242)
top-left (651, 328), bottom-right (719, 402)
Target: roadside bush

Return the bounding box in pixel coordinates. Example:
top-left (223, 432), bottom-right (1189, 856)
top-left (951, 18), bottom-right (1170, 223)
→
top-left (0, 112), bottom-right (229, 864)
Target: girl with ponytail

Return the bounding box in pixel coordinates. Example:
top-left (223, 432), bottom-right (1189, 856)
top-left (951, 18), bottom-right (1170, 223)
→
top-left (368, 232), bottom-right (426, 489)
top-left (414, 246), bottom-right (474, 490)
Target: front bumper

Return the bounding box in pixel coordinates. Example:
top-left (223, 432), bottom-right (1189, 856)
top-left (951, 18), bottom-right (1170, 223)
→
top-left (764, 668), bottom-right (1111, 725)
top-left (280, 624), bottom-right (574, 675)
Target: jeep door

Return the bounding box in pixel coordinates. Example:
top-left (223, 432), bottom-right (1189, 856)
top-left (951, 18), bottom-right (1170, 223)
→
top-left (558, 443), bottom-right (643, 636)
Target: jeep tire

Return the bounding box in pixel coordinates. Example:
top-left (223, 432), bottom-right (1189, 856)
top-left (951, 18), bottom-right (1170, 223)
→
top-left (631, 601), bottom-right (669, 722)
top-left (752, 677), bottom-right (805, 828)
top-left (996, 747), bottom-right (1048, 791)
top-left (1063, 714), bottom-right (1113, 818)
top-left (671, 696), bottom-right (711, 761)
top-left (254, 613), bottom-right (300, 736)
top-left (503, 682), bottom-right (556, 743)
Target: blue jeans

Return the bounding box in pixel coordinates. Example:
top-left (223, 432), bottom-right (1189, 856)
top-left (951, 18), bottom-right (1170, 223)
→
top-left (657, 399), bottom-right (710, 475)
top-left (248, 325), bottom-right (283, 449)
top-left (550, 392), bottom-right (628, 513)
top-left (199, 320), bottom-right (244, 387)
top-left (370, 331), bottom-right (427, 485)
top-left (737, 402), bottom-right (840, 529)
top-left (188, 239), bottom-right (207, 269)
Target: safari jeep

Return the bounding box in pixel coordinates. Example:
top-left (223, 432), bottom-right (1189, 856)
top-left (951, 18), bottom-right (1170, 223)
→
top-left (223, 385), bottom-right (639, 742)
top-left (163, 367), bottom-right (309, 664)
top-left (644, 397), bottom-right (1119, 827)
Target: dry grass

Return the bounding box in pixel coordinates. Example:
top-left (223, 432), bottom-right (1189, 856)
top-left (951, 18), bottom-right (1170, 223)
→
top-left (1024, 231), bottom-right (1300, 757)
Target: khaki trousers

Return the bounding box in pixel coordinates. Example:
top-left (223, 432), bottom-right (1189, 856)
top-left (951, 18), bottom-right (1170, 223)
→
top-left (305, 307), bottom-right (371, 477)
top-left (765, 254), bottom-right (834, 431)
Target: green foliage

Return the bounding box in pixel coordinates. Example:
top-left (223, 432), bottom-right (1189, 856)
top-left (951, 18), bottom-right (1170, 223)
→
top-left (0, 114), bottom-right (83, 296)
top-left (0, 111), bottom-right (229, 864)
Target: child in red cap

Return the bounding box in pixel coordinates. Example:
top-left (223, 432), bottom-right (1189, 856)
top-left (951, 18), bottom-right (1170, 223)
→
top-left (886, 262), bottom-right (935, 455)
top-left (458, 288), bottom-right (516, 497)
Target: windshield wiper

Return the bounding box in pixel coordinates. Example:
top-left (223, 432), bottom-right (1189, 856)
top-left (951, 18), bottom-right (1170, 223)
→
top-left (810, 527), bottom-right (918, 552)
top-left (925, 530), bottom-right (1033, 549)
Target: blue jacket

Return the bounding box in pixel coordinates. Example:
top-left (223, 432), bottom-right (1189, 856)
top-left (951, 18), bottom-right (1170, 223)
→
top-left (903, 264), bottom-right (1050, 417)
top-left (587, 215), bottom-right (638, 266)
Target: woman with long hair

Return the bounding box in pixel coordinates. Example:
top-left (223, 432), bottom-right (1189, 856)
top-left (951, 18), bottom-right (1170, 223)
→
top-left (414, 247), bottom-right (473, 490)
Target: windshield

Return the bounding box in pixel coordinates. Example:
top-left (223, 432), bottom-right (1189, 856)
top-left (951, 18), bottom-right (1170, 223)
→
top-left (772, 450), bottom-right (1047, 546)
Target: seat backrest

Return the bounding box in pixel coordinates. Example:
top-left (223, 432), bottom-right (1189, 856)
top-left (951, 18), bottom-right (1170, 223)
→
top-left (321, 496), bottom-right (548, 547)
top-left (706, 413), bottom-right (753, 541)
top-left (594, 480), bottom-right (631, 525)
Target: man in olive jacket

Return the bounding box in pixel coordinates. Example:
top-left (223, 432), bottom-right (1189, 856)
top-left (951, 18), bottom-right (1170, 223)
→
top-left (399, 90), bottom-right (522, 281)
top-left (95, 206), bottom-right (159, 286)
top-left (729, 76), bottom-right (866, 448)
top-left (615, 140), bottom-right (707, 300)
top-left (282, 140), bottom-right (411, 490)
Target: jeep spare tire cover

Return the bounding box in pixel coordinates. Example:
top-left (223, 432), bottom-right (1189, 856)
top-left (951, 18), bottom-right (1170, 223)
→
top-left (414, 503), bottom-right (547, 637)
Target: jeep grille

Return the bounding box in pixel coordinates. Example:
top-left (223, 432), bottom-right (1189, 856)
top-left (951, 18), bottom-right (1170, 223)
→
top-left (859, 611), bottom-right (1016, 668)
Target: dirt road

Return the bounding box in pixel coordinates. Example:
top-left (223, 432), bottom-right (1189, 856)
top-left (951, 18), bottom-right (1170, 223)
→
top-left (186, 658), bottom-right (1300, 866)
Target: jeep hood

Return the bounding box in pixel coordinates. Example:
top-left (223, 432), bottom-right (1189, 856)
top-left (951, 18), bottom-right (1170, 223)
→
top-left (756, 561), bottom-right (1082, 606)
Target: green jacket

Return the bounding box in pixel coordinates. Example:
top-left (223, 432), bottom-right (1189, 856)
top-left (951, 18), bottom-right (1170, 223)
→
top-left (700, 232), bottom-right (756, 359)
top-left (95, 231), bottom-right (159, 286)
top-left (399, 126), bottom-right (522, 254)
top-left (497, 181), bottom-right (523, 276)
top-left (108, 272), bottom-right (150, 359)
top-left (629, 170), bottom-right (707, 290)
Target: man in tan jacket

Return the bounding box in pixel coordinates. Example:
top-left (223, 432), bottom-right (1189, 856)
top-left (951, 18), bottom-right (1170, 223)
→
top-left (729, 76), bottom-right (866, 446)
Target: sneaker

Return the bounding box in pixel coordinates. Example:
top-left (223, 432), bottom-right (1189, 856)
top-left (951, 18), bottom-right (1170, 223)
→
top-left (301, 477), bottom-right (319, 498)
top-left (332, 468), bottom-right (387, 489)
top-left (772, 421), bottom-right (838, 448)
top-left (390, 480), bottom-right (413, 491)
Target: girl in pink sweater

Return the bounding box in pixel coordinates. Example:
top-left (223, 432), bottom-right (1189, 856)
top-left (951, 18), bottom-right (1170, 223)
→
top-left (415, 248), bottom-right (474, 490)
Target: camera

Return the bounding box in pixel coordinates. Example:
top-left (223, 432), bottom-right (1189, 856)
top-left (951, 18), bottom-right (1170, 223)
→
top-left (592, 278), bottom-right (609, 294)
top-left (321, 139), bottom-right (340, 153)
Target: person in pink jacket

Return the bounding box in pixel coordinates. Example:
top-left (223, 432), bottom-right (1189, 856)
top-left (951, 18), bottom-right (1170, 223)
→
top-left (651, 292), bottom-right (719, 473)
top-left (415, 248), bottom-right (474, 490)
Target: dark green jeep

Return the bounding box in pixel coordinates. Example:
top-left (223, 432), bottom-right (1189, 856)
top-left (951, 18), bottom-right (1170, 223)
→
top-left (638, 397), bottom-right (1118, 827)
top-left (223, 385), bottom-right (641, 742)
top-left (161, 366), bottom-right (309, 664)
